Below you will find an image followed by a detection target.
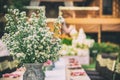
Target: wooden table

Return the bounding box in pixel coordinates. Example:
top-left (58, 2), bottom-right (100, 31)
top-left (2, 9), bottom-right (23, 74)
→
top-left (65, 57), bottom-right (91, 80)
top-left (66, 66), bottom-right (91, 80)
top-left (63, 55), bottom-right (90, 65)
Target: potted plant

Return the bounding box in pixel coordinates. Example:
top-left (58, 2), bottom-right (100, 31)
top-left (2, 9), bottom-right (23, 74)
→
top-left (91, 42), bottom-right (119, 58)
top-left (98, 42), bottom-right (119, 59)
top-left (2, 9), bottom-right (61, 80)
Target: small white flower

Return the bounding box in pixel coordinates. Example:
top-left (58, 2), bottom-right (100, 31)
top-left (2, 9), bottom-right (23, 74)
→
top-left (16, 53), bottom-right (24, 58)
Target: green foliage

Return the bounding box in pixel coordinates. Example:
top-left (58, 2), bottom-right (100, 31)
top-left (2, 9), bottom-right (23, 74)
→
top-left (82, 62), bottom-right (96, 70)
top-left (99, 42), bottom-right (119, 54)
top-left (90, 42), bottom-right (120, 54)
top-left (61, 38), bottom-right (72, 45)
top-left (89, 42), bottom-right (99, 57)
top-left (11, 0), bottom-right (31, 10)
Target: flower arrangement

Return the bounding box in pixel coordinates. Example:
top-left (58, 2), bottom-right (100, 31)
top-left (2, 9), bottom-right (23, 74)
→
top-left (2, 9), bottom-right (61, 63)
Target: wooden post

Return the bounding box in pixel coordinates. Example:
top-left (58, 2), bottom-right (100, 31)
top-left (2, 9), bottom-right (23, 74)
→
top-left (98, 24), bottom-right (102, 43)
top-left (113, 0), bottom-right (116, 17)
top-left (99, 0), bottom-right (102, 17)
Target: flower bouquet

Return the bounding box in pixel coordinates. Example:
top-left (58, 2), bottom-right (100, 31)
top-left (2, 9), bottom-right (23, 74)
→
top-left (2, 9), bottom-right (61, 80)
top-left (2, 9), bottom-right (61, 64)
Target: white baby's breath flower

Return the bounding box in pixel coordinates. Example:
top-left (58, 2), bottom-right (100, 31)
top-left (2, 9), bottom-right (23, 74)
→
top-left (2, 9), bottom-right (61, 63)
top-left (16, 53), bottom-right (24, 58)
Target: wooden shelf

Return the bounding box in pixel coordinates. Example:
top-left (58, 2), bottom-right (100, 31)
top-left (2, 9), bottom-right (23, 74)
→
top-left (65, 18), bottom-right (120, 24)
top-left (59, 6), bottom-right (99, 11)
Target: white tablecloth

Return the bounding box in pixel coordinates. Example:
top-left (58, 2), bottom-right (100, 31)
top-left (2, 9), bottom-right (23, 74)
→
top-left (45, 57), bottom-right (66, 80)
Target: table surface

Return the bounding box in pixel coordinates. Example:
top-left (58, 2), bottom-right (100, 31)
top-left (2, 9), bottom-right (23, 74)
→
top-left (0, 57), bottom-right (90, 80)
top-left (66, 68), bottom-right (90, 80)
